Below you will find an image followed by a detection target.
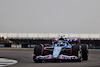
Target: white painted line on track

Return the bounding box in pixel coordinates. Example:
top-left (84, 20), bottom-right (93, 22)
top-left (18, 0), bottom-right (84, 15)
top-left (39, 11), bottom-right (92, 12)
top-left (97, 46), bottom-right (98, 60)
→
top-left (0, 58), bottom-right (18, 67)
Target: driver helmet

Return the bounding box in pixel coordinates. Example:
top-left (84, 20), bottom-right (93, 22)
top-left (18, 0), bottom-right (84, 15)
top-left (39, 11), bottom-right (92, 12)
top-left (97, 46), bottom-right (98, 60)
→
top-left (60, 42), bottom-right (64, 46)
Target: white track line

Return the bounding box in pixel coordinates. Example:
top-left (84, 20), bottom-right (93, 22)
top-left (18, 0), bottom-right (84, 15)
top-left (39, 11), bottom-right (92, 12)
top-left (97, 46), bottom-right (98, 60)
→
top-left (0, 58), bottom-right (18, 67)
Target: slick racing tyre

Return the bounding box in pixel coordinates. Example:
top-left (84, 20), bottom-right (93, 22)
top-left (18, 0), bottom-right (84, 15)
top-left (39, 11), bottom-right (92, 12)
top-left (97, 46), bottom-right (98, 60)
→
top-left (81, 44), bottom-right (88, 60)
top-left (72, 45), bottom-right (82, 62)
top-left (34, 45), bottom-right (42, 56)
top-left (33, 45), bottom-right (43, 63)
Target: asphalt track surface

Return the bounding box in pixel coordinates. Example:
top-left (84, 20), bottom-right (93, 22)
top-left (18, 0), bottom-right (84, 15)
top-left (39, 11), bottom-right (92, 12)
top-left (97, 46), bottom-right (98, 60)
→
top-left (0, 48), bottom-right (100, 67)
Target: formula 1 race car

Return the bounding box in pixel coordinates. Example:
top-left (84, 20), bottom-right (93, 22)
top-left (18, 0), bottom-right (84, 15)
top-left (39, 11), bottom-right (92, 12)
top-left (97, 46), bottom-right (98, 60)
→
top-left (33, 35), bottom-right (88, 63)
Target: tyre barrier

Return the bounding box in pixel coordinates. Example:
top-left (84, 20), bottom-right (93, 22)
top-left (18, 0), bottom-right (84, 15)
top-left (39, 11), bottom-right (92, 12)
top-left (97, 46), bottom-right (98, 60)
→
top-left (11, 44), bottom-right (21, 48)
top-left (21, 44), bottom-right (36, 48)
top-left (0, 43), bottom-right (100, 49)
top-left (0, 44), bottom-right (11, 47)
top-left (88, 46), bottom-right (100, 49)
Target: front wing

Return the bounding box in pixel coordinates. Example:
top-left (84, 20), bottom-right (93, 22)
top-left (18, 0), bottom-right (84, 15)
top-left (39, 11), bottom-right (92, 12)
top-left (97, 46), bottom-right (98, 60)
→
top-left (36, 54), bottom-right (78, 60)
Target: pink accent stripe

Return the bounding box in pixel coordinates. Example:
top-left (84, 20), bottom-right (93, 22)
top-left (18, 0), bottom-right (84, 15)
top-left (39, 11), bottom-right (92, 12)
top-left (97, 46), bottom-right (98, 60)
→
top-left (75, 38), bottom-right (78, 41)
top-left (36, 55), bottom-right (53, 59)
top-left (70, 44), bottom-right (74, 54)
top-left (40, 44), bottom-right (44, 55)
top-left (58, 55), bottom-right (62, 59)
top-left (44, 47), bottom-right (46, 50)
top-left (48, 55), bottom-right (53, 59)
top-left (58, 55), bottom-right (77, 59)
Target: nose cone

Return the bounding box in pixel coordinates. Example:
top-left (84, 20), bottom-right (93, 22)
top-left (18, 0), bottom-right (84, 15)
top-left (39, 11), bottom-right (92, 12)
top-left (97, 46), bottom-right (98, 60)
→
top-left (53, 47), bottom-right (62, 58)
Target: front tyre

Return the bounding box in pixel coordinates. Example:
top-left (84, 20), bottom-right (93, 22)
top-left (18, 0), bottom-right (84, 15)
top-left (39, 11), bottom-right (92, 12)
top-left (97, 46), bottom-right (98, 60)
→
top-left (34, 45), bottom-right (42, 56)
top-left (81, 44), bottom-right (88, 60)
top-left (33, 45), bottom-right (43, 63)
top-left (72, 45), bottom-right (82, 62)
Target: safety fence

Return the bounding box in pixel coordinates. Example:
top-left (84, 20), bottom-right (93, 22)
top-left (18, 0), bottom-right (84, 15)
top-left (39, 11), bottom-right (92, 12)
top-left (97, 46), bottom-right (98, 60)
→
top-left (88, 46), bottom-right (100, 49)
top-left (0, 33), bottom-right (100, 39)
top-left (0, 38), bottom-right (100, 49)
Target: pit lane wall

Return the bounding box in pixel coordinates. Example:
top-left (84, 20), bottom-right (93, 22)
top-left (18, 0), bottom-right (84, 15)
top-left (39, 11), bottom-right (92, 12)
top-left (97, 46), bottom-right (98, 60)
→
top-left (0, 33), bottom-right (100, 48)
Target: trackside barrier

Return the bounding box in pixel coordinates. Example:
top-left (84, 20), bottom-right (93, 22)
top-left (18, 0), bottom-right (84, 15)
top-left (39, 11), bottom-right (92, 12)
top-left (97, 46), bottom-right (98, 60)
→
top-left (0, 33), bottom-right (100, 39)
top-left (21, 44), bottom-right (36, 48)
top-left (0, 44), bottom-right (11, 47)
top-left (88, 46), bottom-right (100, 49)
top-left (11, 44), bottom-right (21, 48)
top-left (5, 44), bottom-right (11, 47)
top-left (0, 44), bottom-right (5, 47)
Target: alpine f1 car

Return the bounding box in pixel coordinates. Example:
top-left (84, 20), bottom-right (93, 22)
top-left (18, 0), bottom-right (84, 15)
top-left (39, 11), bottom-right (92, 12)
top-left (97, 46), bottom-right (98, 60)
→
top-left (33, 35), bottom-right (88, 63)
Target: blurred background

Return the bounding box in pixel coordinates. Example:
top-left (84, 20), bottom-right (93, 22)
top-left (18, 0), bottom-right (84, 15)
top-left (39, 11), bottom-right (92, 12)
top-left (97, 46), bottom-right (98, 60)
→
top-left (0, 0), bottom-right (100, 48)
top-left (0, 33), bottom-right (100, 49)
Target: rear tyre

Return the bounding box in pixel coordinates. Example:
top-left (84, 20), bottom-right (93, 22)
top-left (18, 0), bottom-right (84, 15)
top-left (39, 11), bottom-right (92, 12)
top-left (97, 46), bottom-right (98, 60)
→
top-left (72, 45), bottom-right (82, 62)
top-left (33, 45), bottom-right (43, 63)
top-left (81, 44), bottom-right (88, 60)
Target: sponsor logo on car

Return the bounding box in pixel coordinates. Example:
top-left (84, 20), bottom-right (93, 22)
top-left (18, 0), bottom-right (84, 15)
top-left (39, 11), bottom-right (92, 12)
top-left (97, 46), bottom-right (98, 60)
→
top-left (37, 55), bottom-right (52, 59)
top-left (60, 55), bottom-right (77, 59)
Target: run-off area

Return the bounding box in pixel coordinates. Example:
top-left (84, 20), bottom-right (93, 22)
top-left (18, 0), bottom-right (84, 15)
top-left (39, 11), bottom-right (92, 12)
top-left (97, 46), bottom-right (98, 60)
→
top-left (0, 58), bottom-right (18, 67)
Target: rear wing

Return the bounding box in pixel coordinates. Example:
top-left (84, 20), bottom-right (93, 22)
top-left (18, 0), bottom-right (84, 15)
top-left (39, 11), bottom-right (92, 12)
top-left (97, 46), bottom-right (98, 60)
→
top-left (66, 38), bottom-right (78, 42)
top-left (66, 38), bottom-right (80, 44)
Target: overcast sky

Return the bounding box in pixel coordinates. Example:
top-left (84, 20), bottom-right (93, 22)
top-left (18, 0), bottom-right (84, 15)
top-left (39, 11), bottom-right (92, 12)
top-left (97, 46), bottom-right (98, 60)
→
top-left (0, 0), bottom-right (100, 33)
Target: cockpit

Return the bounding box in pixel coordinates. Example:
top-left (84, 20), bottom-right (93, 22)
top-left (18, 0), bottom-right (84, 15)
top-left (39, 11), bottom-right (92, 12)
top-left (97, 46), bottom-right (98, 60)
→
top-left (53, 40), bottom-right (70, 47)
